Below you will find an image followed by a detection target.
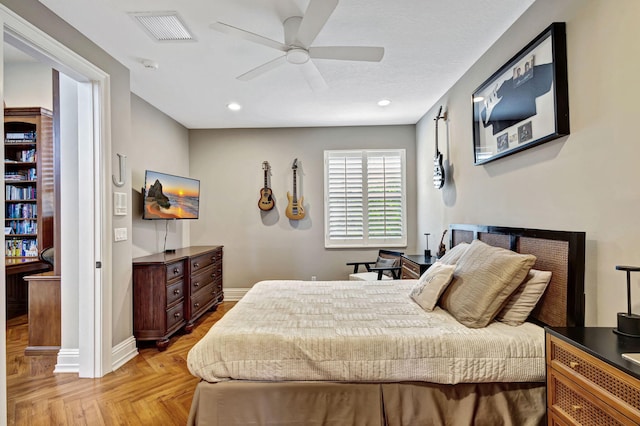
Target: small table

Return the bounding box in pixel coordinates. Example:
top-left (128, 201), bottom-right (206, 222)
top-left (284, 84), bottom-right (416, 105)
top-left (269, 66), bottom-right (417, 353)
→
top-left (400, 254), bottom-right (435, 279)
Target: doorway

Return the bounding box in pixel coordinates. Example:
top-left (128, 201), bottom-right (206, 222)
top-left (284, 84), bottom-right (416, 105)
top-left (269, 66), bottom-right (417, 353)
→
top-left (1, 3), bottom-right (111, 417)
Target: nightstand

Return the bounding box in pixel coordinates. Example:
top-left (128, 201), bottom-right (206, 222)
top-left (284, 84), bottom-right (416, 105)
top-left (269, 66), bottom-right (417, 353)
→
top-left (399, 254), bottom-right (435, 279)
top-left (545, 327), bottom-right (640, 425)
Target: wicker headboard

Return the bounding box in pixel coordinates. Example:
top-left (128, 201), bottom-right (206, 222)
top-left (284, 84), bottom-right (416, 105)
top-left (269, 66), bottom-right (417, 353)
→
top-left (449, 224), bottom-right (585, 327)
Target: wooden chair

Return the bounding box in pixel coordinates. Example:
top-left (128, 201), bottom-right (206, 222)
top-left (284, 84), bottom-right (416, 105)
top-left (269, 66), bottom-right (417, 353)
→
top-left (347, 249), bottom-right (404, 281)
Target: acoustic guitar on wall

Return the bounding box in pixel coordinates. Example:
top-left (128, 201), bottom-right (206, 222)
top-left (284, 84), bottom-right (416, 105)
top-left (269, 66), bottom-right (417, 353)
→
top-left (285, 158), bottom-right (305, 220)
top-left (258, 161), bottom-right (275, 211)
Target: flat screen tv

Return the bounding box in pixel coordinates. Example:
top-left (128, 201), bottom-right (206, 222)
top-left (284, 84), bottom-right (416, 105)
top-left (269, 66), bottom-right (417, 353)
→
top-left (142, 170), bottom-right (200, 220)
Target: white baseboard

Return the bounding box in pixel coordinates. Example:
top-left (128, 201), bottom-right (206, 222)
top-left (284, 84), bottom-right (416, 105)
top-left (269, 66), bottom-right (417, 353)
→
top-left (54, 348), bottom-right (80, 373)
top-left (223, 288), bottom-right (249, 301)
top-left (111, 336), bottom-right (138, 371)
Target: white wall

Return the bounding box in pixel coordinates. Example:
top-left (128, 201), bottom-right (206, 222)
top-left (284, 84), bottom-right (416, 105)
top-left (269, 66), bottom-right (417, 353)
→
top-left (189, 125), bottom-right (416, 288)
top-left (130, 94), bottom-right (190, 258)
top-left (416, 0), bottom-right (640, 326)
top-left (3, 61), bottom-right (51, 109)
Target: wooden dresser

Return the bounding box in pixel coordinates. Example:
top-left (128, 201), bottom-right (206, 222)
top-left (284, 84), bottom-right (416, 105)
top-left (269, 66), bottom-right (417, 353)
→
top-left (133, 246), bottom-right (223, 350)
top-left (546, 327), bottom-right (640, 425)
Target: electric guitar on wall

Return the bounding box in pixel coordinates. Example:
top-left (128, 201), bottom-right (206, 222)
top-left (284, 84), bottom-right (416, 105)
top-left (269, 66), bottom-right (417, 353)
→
top-left (433, 106), bottom-right (445, 189)
top-left (285, 158), bottom-right (305, 220)
top-left (258, 161), bottom-right (275, 211)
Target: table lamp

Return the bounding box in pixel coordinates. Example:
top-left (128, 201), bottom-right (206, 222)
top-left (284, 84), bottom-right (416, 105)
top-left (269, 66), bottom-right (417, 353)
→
top-left (424, 233), bottom-right (431, 257)
top-left (614, 265), bottom-right (640, 337)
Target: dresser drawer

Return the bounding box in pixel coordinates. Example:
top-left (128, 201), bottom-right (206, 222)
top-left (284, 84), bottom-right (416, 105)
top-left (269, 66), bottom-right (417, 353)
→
top-left (191, 265), bottom-right (216, 294)
top-left (166, 302), bottom-right (185, 331)
top-left (166, 261), bottom-right (184, 282)
top-left (548, 368), bottom-right (631, 426)
top-left (401, 262), bottom-right (420, 279)
top-left (190, 250), bottom-right (217, 273)
top-left (190, 282), bottom-right (216, 318)
top-left (166, 279), bottom-right (184, 307)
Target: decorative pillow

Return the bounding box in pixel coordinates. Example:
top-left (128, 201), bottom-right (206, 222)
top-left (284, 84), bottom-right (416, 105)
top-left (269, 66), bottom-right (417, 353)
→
top-left (439, 239), bottom-right (536, 328)
top-left (438, 242), bottom-right (470, 265)
top-left (410, 262), bottom-right (457, 311)
top-left (375, 256), bottom-right (398, 277)
top-left (495, 269), bottom-right (552, 326)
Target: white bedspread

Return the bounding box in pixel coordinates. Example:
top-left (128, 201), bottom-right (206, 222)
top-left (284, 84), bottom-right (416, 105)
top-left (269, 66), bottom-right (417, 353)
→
top-left (187, 280), bottom-right (545, 384)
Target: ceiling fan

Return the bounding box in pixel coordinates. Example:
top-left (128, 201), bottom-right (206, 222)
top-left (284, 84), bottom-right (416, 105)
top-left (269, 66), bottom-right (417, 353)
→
top-left (211, 0), bottom-right (384, 91)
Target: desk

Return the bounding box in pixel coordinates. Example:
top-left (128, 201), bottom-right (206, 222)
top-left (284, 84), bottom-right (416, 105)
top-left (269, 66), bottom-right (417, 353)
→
top-left (5, 259), bottom-right (51, 319)
top-left (400, 254), bottom-right (435, 279)
top-left (24, 271), bottom-right (61, 356)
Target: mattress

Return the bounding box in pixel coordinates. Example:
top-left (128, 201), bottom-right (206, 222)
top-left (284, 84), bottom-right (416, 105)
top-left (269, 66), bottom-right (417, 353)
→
top-left (187, 280), bottom-right (545, 384)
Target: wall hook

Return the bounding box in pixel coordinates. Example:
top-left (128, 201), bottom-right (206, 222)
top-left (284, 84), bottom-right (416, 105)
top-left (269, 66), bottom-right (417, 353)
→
top-left (112, 153), bottom-right (127, 187)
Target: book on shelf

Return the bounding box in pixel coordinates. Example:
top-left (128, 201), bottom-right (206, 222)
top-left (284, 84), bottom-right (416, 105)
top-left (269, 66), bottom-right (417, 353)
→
top-left (4, 238), bottom-right (38, 257)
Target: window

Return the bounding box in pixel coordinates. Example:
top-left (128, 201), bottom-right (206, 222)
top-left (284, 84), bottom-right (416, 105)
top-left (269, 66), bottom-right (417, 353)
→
top-left (324, 149), bottom-right (406, 248)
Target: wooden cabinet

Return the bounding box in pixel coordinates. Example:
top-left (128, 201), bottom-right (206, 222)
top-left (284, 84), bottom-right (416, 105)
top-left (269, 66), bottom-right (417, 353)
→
top-left (546, 327), bottom-right (640, 425)
top-left (133, 246), bottom-right (223, 350)
top-left (24, 272), bottom-right (61, 356)
top-left (400, 254), bottom-right (434, 279)
top-left (4, 107), bottom-right (54, 261)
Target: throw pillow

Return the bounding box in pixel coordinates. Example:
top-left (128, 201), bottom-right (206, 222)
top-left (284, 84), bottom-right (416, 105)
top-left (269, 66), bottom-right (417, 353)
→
top-left (438, 242), bottom-right (470, 265)
top-left (439, 239), bottom-right (536, 328)
top-left (495, 269), bottom-right (552, 326)
top-left (375, 256), bottom-right (398, 278)
top-left (410, 262), bottom-right (457, 311)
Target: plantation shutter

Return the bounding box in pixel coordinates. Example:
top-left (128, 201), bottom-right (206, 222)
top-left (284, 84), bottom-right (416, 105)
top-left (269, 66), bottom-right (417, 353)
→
top-left (324, 150), bottom-right (406, 248)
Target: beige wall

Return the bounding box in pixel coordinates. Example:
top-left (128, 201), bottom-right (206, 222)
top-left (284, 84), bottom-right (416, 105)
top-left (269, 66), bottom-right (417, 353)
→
top-left (417, 0), bottom-right (640, 326)
top-left (3, 61), bottom-right (52, 109)
top-left (189, 125), bottom-right (416, 287)
top-left (130, 94), bottom-right (190, 258)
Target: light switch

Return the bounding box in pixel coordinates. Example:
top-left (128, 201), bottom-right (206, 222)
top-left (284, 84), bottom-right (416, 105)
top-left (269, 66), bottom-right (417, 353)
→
top-left (114, 227), bottom-right (127, 242)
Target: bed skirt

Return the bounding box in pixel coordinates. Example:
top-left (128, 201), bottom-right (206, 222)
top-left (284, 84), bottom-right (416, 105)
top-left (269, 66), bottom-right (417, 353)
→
top-left (187, 380), bottom-right (545, 426)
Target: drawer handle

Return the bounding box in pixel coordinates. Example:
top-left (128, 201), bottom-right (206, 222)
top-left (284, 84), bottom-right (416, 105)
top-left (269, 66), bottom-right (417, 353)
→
top-left (173, 289), bottom-right (181, 295)
top-left (174, 312), bottom-right (181, 318)
top-left (173, 268), bottom-right (180, 274)
top-left (194, 302), bottom-right (200, 308)
top-left (194, 262), bottom-right (200, 268)
top-left (211, 273), bottom-right (216, 278)
top-left (194, 282), bottom-right (200, 287)
top-left (211, 256), bottom-right (215, 261)
top-left (571, 405), bottom-right (582, 412)
top-left (569, 361), bottom-right (580, 369)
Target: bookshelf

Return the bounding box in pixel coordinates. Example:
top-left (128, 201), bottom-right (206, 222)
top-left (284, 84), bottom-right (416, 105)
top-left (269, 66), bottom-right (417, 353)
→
top-left (4, 107), bottom-right (54, 261)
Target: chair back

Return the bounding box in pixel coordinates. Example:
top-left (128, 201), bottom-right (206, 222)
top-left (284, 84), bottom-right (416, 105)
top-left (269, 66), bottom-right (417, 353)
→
top-left (40, 246), bottom-right (55, 266)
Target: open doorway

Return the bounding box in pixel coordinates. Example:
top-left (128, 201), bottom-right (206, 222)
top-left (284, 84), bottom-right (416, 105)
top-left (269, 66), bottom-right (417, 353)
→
top-left (1, 5), bottom-right (112, 417)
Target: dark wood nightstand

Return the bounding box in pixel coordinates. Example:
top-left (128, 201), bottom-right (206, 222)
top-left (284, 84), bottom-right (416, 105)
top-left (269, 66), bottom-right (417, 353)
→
top-left (399, 254), bottom-right (435, 279)
top-left (545, 327), bottom-right (640, 425)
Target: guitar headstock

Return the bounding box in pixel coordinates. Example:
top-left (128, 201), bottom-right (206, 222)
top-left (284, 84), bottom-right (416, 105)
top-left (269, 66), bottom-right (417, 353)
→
top-left (292, 158), bottom-right (298, 170)
top-left (262, 161), bottom-right (270, 171)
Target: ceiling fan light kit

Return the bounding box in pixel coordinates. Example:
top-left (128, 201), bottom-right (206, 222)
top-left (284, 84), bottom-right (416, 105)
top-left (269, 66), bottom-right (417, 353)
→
top-left (211, 0), bottom-right (384, 90)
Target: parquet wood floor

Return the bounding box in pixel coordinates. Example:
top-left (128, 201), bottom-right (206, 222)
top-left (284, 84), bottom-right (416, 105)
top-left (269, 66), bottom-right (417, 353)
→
top-left (6, 301), bottom-right (236, 426)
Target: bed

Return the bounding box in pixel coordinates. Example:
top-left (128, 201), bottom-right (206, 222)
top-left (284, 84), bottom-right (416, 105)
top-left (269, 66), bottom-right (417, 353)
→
top-left (187, 224), bottom-right (585, 425)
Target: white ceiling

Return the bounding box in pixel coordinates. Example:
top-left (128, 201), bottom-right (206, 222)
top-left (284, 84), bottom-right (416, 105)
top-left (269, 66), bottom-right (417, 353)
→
top-left (35, 0), bottom-right (535, 129)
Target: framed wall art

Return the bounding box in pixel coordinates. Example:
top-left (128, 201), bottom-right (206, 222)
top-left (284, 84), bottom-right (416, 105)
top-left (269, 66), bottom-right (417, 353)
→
top-left (472, 22), bottom-right (569, 165)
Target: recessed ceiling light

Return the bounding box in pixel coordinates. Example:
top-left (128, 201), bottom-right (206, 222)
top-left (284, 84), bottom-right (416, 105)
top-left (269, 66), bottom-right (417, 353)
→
top-left (227, 102), bottom-right (242, 111)
top-left (377, 99), bottom-right (391, 107)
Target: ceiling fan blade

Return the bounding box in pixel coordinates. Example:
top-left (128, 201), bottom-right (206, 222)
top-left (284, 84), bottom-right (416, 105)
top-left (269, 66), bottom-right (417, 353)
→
top-left (295, 0), bottom-right (339, 48)
top-left (237, 55), bottom-right (287, 81)
top-left (309, 46), bottom-right (385, 62)
top-left (211, 22), bottom-right (287, 52)
top-left (299, 60), bottom-right (328, 91)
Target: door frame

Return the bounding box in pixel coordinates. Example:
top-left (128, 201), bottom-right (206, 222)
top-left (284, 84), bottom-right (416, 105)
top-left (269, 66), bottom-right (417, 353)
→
top-left (0, 2), bottom-right (112, 389)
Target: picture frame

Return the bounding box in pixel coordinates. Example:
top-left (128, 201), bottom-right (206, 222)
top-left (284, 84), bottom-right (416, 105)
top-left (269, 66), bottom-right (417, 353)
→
top-left (472, 22), bottom-right (569, 165)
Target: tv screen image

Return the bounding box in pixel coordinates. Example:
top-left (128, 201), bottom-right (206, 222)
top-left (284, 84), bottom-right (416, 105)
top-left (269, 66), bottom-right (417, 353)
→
top-left (143, 170), bottom-right (200, 220)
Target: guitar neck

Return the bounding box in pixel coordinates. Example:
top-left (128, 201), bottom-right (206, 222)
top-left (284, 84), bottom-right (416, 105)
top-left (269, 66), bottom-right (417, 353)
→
top-left (292, 170), bottom-right (298, 202)
top-left (264, 170), bottom-right (268, 189)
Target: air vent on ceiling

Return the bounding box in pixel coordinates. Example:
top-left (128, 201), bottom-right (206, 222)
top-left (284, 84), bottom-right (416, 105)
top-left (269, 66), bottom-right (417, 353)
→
top-left (129, 11), bottom-right (195, 42)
